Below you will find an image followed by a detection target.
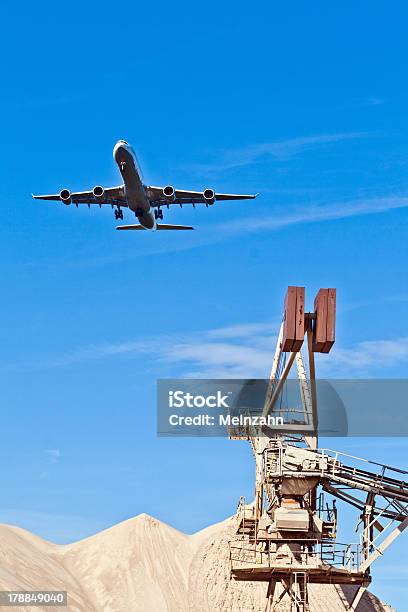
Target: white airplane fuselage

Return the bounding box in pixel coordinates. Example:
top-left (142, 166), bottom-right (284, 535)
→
top-left (113, 140), bottom-right (156, 230)
top-left (33, 140), bottom-right (257, 230)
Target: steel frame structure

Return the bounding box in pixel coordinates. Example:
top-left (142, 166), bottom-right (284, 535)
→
top-left (229, 287), bottom-right (408, 612)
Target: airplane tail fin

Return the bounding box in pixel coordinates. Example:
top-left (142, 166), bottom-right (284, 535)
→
top-left (116, 224), bottom-right (194, 231)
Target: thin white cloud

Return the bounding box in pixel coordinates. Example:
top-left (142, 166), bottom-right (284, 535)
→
top-left (321, 338), bottom-right (408, 374)
top-left (169, 334), bottom-right (408, 378)
top-left (23, 338), bottom-right (167, 369)
top-left (164, 341), bottom-right (274, 378)
top-left (206, 322), bottom-right (276, 340)
top-left (212, 196), bottom-right (408, 238)
top-left (187, 132), bottom-right (368, 174)
top-left (362, 97), bottom-right (384, 107)
top-left (49, 340), bottom-right (148, 367)
top-left (330, 97), bottom-right (384, 112)
top-left (7, 319), bottom-right (408, 379)
top-left (44, 449), bottom-right (61, 463)
top-left (6, 323), bottom-right (276, 376)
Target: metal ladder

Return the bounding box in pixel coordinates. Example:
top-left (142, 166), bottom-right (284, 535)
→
top-left (291, 572), bottom-right (309, 612)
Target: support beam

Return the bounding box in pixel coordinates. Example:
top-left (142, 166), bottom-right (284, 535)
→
top-left (272, 581), bottom-right (290, 609)
top-left (360, 515), bottom-right (408, 572)
top-left (362, 492), bottom-right (375, 562)
top-left (263, 350), bottom-right (297, 418)
top-left (350, 586), bottom-right (367, 611)
top-left (305, 321), bottom-right (318, 449)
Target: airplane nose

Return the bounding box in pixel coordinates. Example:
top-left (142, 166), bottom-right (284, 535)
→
top-left (113, 141), bottom-right (125, 160)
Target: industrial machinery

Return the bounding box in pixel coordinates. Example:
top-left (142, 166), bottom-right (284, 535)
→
top-left (229, 287), bottom-right (408, 611)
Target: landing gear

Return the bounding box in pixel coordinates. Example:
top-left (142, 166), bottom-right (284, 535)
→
top-left (154, 208), bottom-right (163, 220)
top-left (114, 208), bottom-right (123, 220)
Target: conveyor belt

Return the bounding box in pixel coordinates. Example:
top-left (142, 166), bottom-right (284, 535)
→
top-left (265, 446), bottom-right (408, 511)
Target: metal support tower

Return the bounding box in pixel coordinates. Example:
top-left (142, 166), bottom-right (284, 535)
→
top-left (229, 287), bottom-right (407, 612)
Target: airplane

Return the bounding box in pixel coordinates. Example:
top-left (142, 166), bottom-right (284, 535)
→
top-left (33, 140), bottom-right (258, 231)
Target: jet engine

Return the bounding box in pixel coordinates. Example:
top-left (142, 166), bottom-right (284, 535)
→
top-left (60, 189), bottom-right (72, 205)
top-left (163, 185), bottom-right (176, 203)
top-left (203, 188), bottom-right (215, 205)
top-left (93, 185), bottom-right (105, 201)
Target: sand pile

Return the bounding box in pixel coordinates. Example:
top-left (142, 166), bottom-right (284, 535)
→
top-left (0, 515), bottom-right (395, 612)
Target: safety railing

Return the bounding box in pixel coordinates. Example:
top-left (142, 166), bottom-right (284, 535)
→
top-left (319, 541), bottom-right (361, 571)
top-left (229, 539), bottom-right (361, 573)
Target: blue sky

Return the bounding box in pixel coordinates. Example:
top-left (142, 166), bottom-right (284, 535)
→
top-left (1, 1), bottom-right (408, 609)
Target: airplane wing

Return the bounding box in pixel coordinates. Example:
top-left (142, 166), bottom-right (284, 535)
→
top-left (146, 186), bottom-right (258, 207)
top-left (32, 186), bottom-right (127, 207)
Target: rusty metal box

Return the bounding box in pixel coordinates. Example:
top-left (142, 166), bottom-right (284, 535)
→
top-left (313, 288), bottom-right (336, 353)
top-left (282, 286), bottom-right (305, 352)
